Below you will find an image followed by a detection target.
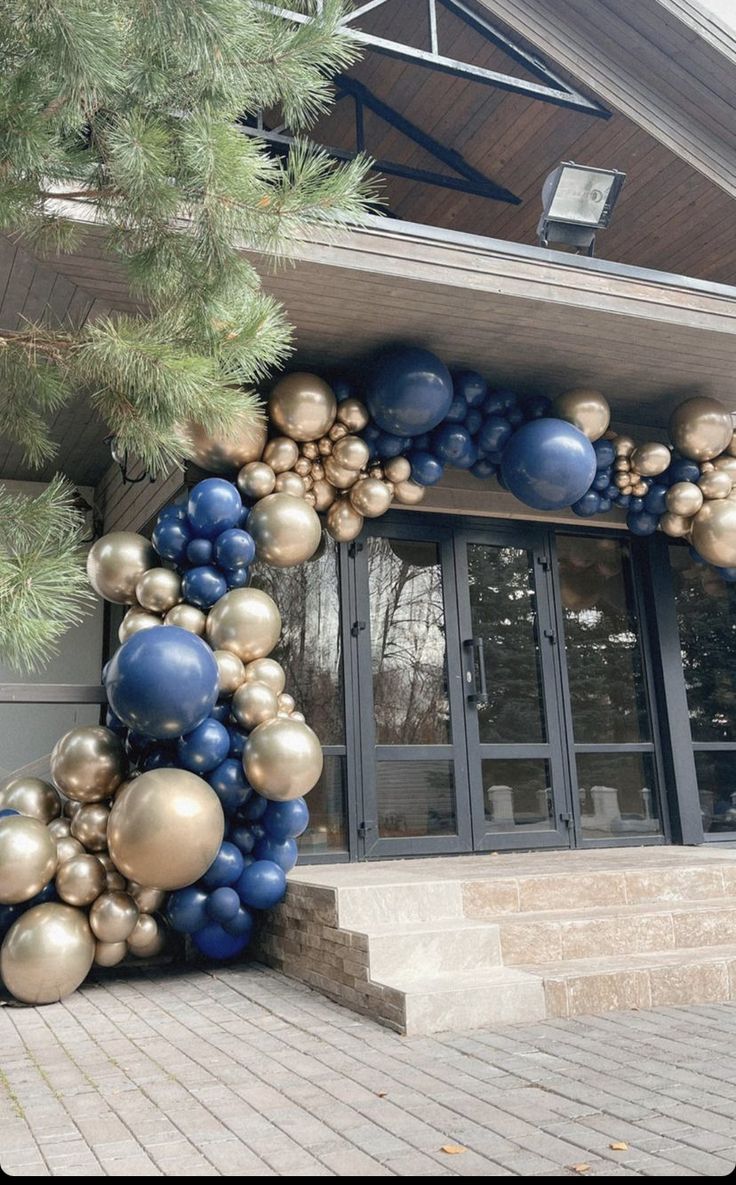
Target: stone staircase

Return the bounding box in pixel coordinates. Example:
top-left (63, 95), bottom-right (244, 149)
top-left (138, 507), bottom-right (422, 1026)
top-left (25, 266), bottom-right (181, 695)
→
top-left (256, 847), bottom-right (736, 1035)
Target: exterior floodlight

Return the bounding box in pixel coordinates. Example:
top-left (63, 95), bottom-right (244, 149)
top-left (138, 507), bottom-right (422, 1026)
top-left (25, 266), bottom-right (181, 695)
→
top-left (537, 161), bottom-right (626, 256)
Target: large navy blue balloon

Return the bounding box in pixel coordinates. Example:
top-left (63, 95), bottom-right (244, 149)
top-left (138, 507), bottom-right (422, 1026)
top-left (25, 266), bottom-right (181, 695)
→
top-left (187, 479), bottom-right (243, 540)
top-left (207, 758), bottom-right (251, 815)
top-left (236, 859), bottom-right (286, 910)
top-left (431, 423), bottom-right (477, 469)
top-left (500, 418), bottom-right (597, 511)
top-left (106, 626), bottom-right (218, 740)
top-left (192, 922), bottom-right (248, 959)
top-left (182, 565), bottom-right (227, 610)
top-left (177, 718), bottom-right (230, 774)
top-left (263, 798), bottom-right (309, 841)
top-left (365, 347), bottom-right (453, 437)
top-left (167, 885), bottom-right (209, 934)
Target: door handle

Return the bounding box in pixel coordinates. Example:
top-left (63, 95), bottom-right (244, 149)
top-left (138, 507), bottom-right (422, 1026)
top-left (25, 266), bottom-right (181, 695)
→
top-left (463, 636), bottom-right (487, 706)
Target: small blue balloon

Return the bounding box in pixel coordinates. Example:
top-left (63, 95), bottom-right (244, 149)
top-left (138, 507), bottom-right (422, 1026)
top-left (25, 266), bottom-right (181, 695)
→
top-left (125, 730), bottom-right (152, 763)
top-left (408, 451), bottom-right (444, 486)
top-left (157, 503), bottom-right (188, 523)
top-left (207, 758), bottom-right (251, 815)
top-left (206, 886), bottom-right (241, 923)
top-left (644, 484), bottom-right (669, 515)
top-left (471, 457), bottom-right (497, 480)
top-left (444, 395), bottom-right (468, 422)
top-left (215, 529), bottom-right (256, 571)
top-left (27, 881), bottom-right (58, 906)
top-left (203, 841), bottom-right (245, 889)
top-left (106, 626), bottom-right (218, 740)
top-left (717, 566), bottom-right (736, 583)
top-left (223, 906), bottom-right (254, 939)
top-left (411, 433), bottom-right (431, 452)
top-left (477, 415), bottom-right (512, 456)
top-left (182, 565), bottom-right (227, 610)
top-left (209, 701), bottom-right (230, 723)
top-left (522, 394), bottom-right (552, 421)
top-left (228, 727), bottom-right (247, 759)
top-left (0, 808), bottom-right (19, 818)
top-left (597, 496), bottom-right (612, 513)
top-left (629, 496), bottom-right (645, 513)
top-left (627, 510), bottom-right (659, 536)
top-left (186, 537), bottom-right (214, 566)
top-left (226, 567), bottom-right (250, 589)
top-left (229, 822), bottom-right (257, 855)
top-left (192, 922), bottom-right (248, 960)
top-left (263, 798), bottom-right (310, 841)
top-left (431, 423), bottom-right (477, 469)
top-left (501, 419), bottom-right (597, 512)
top-left (507, 407), bottom-right (524, 428)
top-left (605, 484), bottom-right (619, 500)
top-left (167, 885), bottom-right (210, 934)
top-left (453, 370), bottom-right (487, 407)
top-left (592, 470), bottom-right (612, 492)
top-left (365, 346), bottom-right (453, 438)
top-left (141, 748), bottom-right (177, 771)
top-left (242, 792), bottom-right (268, 822)
top-left (362, 423), bottom-right (381, 447)
top-left (594, 439), bottom-right (616, 470)
top-left (375, 431), bottom-right (411, 460)
top-left (177, 718), bottom-right (230, 774)
top-left (666, 458), bottom-right (701, 485)
top-left (572, 492), bottom-right (601, 517)
top-left (616, 493), bottom-right (631, 508)
top-left (236, 859), bottom-right (287, 910)
top-left (0, 903), bottom-right (22, 937)
top-left (464, 408), bottom-right (483, 436)
top-left (152, 517), bottom-right (191, 564)
top-left (332, 377), bottom-right (354, 402)
top-left (254, 836), bottom-right (298, 872)
top-left (187, 479), bottom-right (243, 540)
top-left (105, 708), bottom-right (126, 736)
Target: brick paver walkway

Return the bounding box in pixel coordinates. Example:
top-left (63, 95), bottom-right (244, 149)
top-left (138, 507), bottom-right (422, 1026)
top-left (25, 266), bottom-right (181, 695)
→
top-left (1, 963), bottom-right (735, 1176)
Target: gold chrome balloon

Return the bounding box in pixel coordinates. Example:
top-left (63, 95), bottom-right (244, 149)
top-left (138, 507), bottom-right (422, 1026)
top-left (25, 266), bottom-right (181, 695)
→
top-left (349, 477), bottom-right (393, 518)
top-left (0, 904), bottom-right (95, 1005)
top-left (0, 776), bottom-right (61, 823)
top-left (665, 481), bottom-right (704, 518)
top-left (70, 803), bottom-right (110, 852)
top-left (183, 413), bottom-right (267, 474)
top-left (318, 437), bottom-right (333, 457)
top-left (312, 479), bottom-right (337, 512)
top-left (294, 456), bottom-right (313, 478)
top-left (48, 818), bottom-right (71, 840)
top-left (323, 456), bottom-right (358, 489)
top-left (727, 432), bottom-right (736, 458)
top-left (244, 717), bottom-right (324, 801)
top-left (630, 442), bottom-right (671, 477)
top-left (238, 460), bottom-right (277, 501)
top-left (659, 512), bottom-right (691, 538)
top-left (326, 497), bottom-right (364, 542)
top-left (135, 568), bottom-right (182, 614)
top-left (384, 456), bottom-right (412, 484)
top-left (119, 606), bottom-right (161, 643)
top-left (164, 603), bottom-right (207, 635)
top-left (108, 768), bottom-right (224, 890)
top-left (302, 441), bottom-right (320, 462)
top-left (336, 398), bottom-right (369, 433)
top-left (263, 436), bottom-right (300, 474)
top-left (273, 471), bottom-right (307, 498)
top-left (392, 480), bottom-right (426, 506)
top-left (269, 373), bottom-right (337, 442)
top-left (332, 435), bottom-right (371, 472)
top-left (277, 693), bottom-right (296, 715)
top-left (699, 470), bottom-right (732, 500)
top-left (127, 913), bottom-right (165, 958)
top-left (51, 725), bottom-right (126, 803)
top-left (632, 480), bottom-right (648, 498)
top-left (290, 711), bottom-right (306, 723)
top-left (87, 532), bottom-right (155, 604)
top-left (127, 883), bottom-right (166, 914)
top-left (55, 854), bottom-right (106, 907)
top-left (329, 423), bottom-right (348, 442)
top-left (215, 649), bottom-right (246, 696)
top-left (94, 940), bottom-right (127, 967)
top-left (247, 493), bottom-right (322, 568)
top-left (669, 396), bottom-right (733, 462)
top-left (0, 815), bottom-right (57, 904)
top-left (715, 454), bottom-right (736, 480)
top-left (553, 389), bottom-right (611, 441)
top-left (64, 799), bottom-right (81, 818)
top-left (89, 891), bottom-right (139, 943)
top-left (244, 658), bottom-right (286, 696)
top-left (56, 836), bottom-right (85, 864)
top-left (232, 681), bottom-right (279, 730)
top-left (691, 499), bottom-right (736, 566)
top-left (613, 435), bottom-right (636, 458)
top-left (206, 587), bottom-right (281, 662)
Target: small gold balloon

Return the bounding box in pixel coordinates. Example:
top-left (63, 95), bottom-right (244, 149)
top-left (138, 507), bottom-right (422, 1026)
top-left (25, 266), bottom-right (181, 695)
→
top-left (231, 681), bottom-right (279, 730)
top-left (87, 532), bottom-right (155, 604)
top-left (294, 456), bottom-right (312, 478)
top-left (70, 803), bottom-right (110, 852)
top-left (0, 776), bottom-right (61, 823)
top-left (89, 891), bottom-right (139, 943)
top-left (326, 497), bottom-right (364, 542)
top-left (691, 498), bottom-right (736, 566)
top-left (659, 512), bottom-right (691, 538)
top-left (318, 437), bottom-right (333, 457)
top-left (269, 373), bottom-right (337, 442)
top-left (119, 606), bottom-right (161, 643)
top-left (715, 454), bottom-right (736, 480)
top-left (127, 913), bottom-right (165, 958)
top-left (311, 462), bottom-right (325, 481)
top-left (274, 471), bottom-right (306, 498)
top-left (336, 398), bottom-right (369, 433)
top-left (48, 818), bottom-right (71, 840)
top-left (312, 479), bottom-right (337, 512)
top-left (128, 883), bottom-right (166, 914)
top-left (301, 441), bottom-right (320, 461)
top-left (244, 717), bottom-right (324, 801)
top-left (614, 458), bottom-right (631, 472)
top-left (349, 477), bottom-right (393, 518)
top-left (56, 836), bottom-right (85, 864)
top-left (64, 799), bottom-right (81, 818)
top-left (290, 711), bottom-right (306, 723)
top-left (263, 436), bottom-right (300, 474)
top-left (553, 388), bottom-right (611, 441)
top-left (303, 474), bottom-right (313, 492)
top-left (0, 904), bottom-right (95, 1005)
top-left (369, 464), bottom-right (385, 480)
top-left (614, 473), bottom-right (632, 490)
top-left (669, 396), bottom-right (733, 462)
top-left (384, 456), bottom-right (412, 484)
top-left (698, 469), bottom-right (732, 500)
top-left (55, 854), bottom-right (106, 907)
top-left (630, 442), bottom-right (671, 477)
top-left (182, 413), bottom-right (267, 474)
top-left (614, 435), bottom-right (636, 458)
top-left (135, 567), bottom-right (182, 614)
top-left (632, 480), bottom-right (648, 497)
top-left (666, 481), bottom-right (704, 518)
top-left (277, 693), bottom-right (296, 715)
top-left (206, 587), bottom-right (281, 662)
top-left (94, 940), bottom-right (127, 967)
top-left (701, 461), bottom-right (715, 473)
top-left (164, 603), bottom-right (207, 635)
top-left (333, 435), bottom-right (371, 472)
top-left (329, 423), bottom-right (349, 442)
top-left (237, 460), bottom-right (277, 501)
top-left (244, 658), bottom-right (286, 696)
top-left (215, 649), bottom-right (246, 696)
top-left (51, 726), bottom-right (126, 803)
top-left (247, 493), bottom-right (322, 568)
top-left (324, 456), bottom-right (360, 490)
top-left (392, 480), bottom-right (426, 506)
top-left (0, 815), bottom-right (57, 904)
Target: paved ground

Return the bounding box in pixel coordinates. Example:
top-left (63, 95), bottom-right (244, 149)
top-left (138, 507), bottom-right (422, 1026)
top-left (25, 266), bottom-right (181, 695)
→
top-left (1, 963), bottom-right (735, 1177)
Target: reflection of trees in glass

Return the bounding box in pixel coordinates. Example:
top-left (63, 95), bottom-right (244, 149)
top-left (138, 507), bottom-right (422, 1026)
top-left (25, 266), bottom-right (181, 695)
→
top-left (671, 547), bottom-right (736, 743)
top-left (376, 761), bottom-right (456, 836)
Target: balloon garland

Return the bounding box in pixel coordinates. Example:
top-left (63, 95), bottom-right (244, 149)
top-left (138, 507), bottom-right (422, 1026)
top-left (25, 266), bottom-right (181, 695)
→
top-left (1, 343), bottom-right (736, 1007)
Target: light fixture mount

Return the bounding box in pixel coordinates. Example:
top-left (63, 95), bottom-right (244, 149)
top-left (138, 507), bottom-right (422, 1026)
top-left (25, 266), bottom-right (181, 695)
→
top-left (538, 161), bottom-right (626, 256)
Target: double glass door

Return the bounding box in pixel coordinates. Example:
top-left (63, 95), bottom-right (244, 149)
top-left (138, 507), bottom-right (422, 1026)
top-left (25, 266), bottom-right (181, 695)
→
top-left (353, 518), bottom-right (665, 857)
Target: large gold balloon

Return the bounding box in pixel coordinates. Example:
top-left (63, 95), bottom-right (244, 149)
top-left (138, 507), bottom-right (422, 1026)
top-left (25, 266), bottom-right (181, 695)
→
top-left (244, 717), bottom-right (323, 801)
top-left (86, 532), bottom-right (155, 604)
top-left (206, 587), bottom-right (281, 662)
top-left (164, 603), bottom-right (207, 635)
top-left (326, 497), bottom-right (364, 542)
top-left (0, 904), bottom-right (95, 1004)
top-left (553, 388), bottom-right (610, 441)
top-left (312, 479), bottom-right (337, 512)
top-left (247, 493), bottom-right (322, 568)
top-left (273, 471), bottom-right (307, 498)
top-left (183, 413), bottom-right (267, 474)
top-left (244, 658), bottom-right (286, 696)
top-left (119, 606), bottom-right (161, 643)
top-left (89, 891), bottom-right (139, 943)
top-left (323, 455), bottom-right (360, 490)
top-left (232, 681), bottom-right (279, 730)
top-left (108, 768), bottom-right (224, 890)
top-left (215, 649), bottom-right (246, 696)
top-left (691, 499), bottom-right (736, 566)
top-left (94, 940), bottom-right (127, 967)
top-left (349, 477), bottom-right (393, 518)
top-left (55, 854), bottom-right (106, 907)
top-left (136, 567), bottom-right (182, 614)
top-left (669, 396), bottom-right (734, 462)
top-left (263, 436), bottom-right (300, 474)
top-left (237, 461), bottom-right (276, 500)
top-left (336, 398), bottom-right (370, 433)
top-left (50, 725), bottom-right (126, 803)
top-left (269, 373), bottom-right (337, 442)
top-left (128, 883), bottom-right (166, 913)
top-left (0, 815), bottom-right (57, 904)
top-left (384, 456), bottom-right (412, 484)
top-left (0, 776), bottom-right (61, 823)
top-left (665, 481), bottom-right (703, 518)
top-left (659, 511), bottom-right (691, 538)
top-left (392, 479), bottom-right (426, 506)
top-left (332, 435), bottom-right (371, 472)
top-left (127, 913), bottom-right (165, 958)
top-left (699, 469), bottom-right (732, 500)
top-left (630, 442), bottom-right (671, 477)
top-left (70, 803), bottom-right (110, 852)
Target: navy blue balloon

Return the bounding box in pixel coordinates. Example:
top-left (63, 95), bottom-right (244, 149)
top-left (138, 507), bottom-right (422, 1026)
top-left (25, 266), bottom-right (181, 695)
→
top-left (207, 758), bottom-right (251, 815)
top-left (572, 492), bottom-right (601, 517)
top-left (105, 708), bottom-right (126, 736)
top-left (629, 496), bottom-right (645, 513)
top-left (362, 423), bottom-right (381, 448)
top-left (431, 423), bottom-right (477, 469)
top-left (157, 503), bottom-right (188, 523)
top-left (152, 516), bottom-right (191, 564)
top-left (206, 886), bottom-right (241, 923)
top-left (332, 377), bottom-right (354, 402)
top-left (192, 922), bottom-right (248, 959)
top-left (182, 565), bottom-right (227, 610)
top-left (228, 727), bottom-right (247, 759)
top-left (254, 836), bottom-right (298, 872)
top-left (226, 567), bottom-right (250, 589)
top-left (365, 346), bottom-right (453, 437)
top-left (203, 841), bottom-right (244, 889)
top-left (605, 483), bottom-right (618, 500)
top-left (464, 408), bottom-right (483, 436)
top-left (477, 415), bottom-right (512, 457)
top-left (141, 748), bottom-right (177, 771)
top-left (26, 881), bottom-right (58, 906)
top-left (644, 484), bottom-right (669, 515)
top-left (597, 496), bottom-right (612, 513)
top-left (236, 859), bottom-right (287, 910)
top-left (223, 906), bottom-right (254, 940)
top-left (228, 822), bottom-right (256, 855)
top-left (483, 391), bottom-right (506, 415)
top-left (167, 885), bottom-right (209, 934)
top-left (263, 798), bottom-right (310, 841)
top-left (507, 407), bottom-right (524, 428)
top-left (187, 479), bottom-right (243, 540)
top-left (209, 701), bottom-right (230, 723)
top-left (445, 395), bottom-right (468, 422)
top-left (125, 730), bottom-right (152, 764)
top-left (0, 903), bottom-right (22, 938)
top-left (106, 626), bottom-right (218, 740)
top-left (214, 528), bottom-right (255, 571)
top-left (616, 493), bottom-right (631, 508)
top-left (242, 792), bottom-right (268, 822)
top-left (500, 418), bottom-right (597, 511)
top-left (717, 567), bottom-right (736, 583)
top-left (666, 458), bottom-right (701, 486)
top-left (0, 808), bottom-right (19, 818)
top-left (453, 370), bottom-right (487, 407)
top-left (522, 394), bottom-right (552, 421)
top-left (408, 451), bottom-right (444, 486)
top-left (592, 470), bottom-right (612, 492)
top-left (177, 718), bottom-right (230, 774)
top-left (627, 510), bottom-right (659, 536)
top-left (375, 431), bottom-right (411, 460)
top-left (471, 457), bottom-right (497, 480)
top-left (411, 432), bottom-right (430, 452)
top-left (594, 439), bottom-right (616, 470)
top-left (186, 537), bottom-right (214, 566)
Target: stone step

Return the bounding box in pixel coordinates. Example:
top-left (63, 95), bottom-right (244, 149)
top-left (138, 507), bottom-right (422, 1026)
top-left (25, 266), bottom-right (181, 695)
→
top-left (363, 918), bottom-right (502, 981)
top-left (520, 943), bottom-right (736, 1019)
top-left (371, 967), bottom-right (546, 1037)
top-left (494, 898), bottom-right (736, 964)
top-left (335, 880), bottom-right (464, 929)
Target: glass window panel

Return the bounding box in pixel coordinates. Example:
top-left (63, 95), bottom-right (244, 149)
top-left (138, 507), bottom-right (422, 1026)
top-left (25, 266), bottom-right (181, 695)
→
top-left (467, 544), bottom-right (547, 744)
top-left (368, 538), bottom-right (450, 745)
top-left (251, 535), bottom-right (344, 745)
top-left (376, 761), bottom-right (456, 838)
top-left (0, 703), bottom-right (101, 782)
top-left (576, 752), bottom-right (661, 840)
top-left (671, 546), bottom-right (736, 743)
top-left (557, 535), bottom-right (651, 744)
top-left (694, 751), bottom-right (736, 834)
top-left (481, 759), bottom-right (554, 832)
top-left (297, 755), bottom-right (348, 854)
